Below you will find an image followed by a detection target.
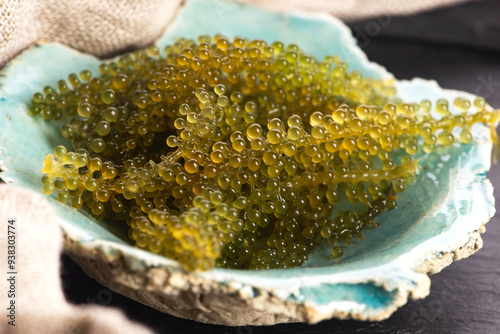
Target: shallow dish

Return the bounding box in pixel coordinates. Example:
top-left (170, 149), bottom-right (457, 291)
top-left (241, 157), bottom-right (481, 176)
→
top-left (0, 0), bottom-right (495, 326)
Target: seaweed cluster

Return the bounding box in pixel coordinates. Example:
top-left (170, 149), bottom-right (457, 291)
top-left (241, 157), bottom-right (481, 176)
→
top-left (31, 35), bottom-right (499, 270)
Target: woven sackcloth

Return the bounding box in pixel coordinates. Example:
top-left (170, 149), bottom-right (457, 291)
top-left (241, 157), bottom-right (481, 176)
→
top-left (0, 0), bottom-right (471, 333)
top-left (0, 184), bottom-right (154, 334)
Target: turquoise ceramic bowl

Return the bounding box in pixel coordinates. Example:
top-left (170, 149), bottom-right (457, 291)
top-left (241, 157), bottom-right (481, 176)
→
top-left (0, 0), bottom-right (496, 325)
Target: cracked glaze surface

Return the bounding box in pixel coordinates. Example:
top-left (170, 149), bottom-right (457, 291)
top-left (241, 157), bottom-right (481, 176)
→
top-left (0, 0), bottom-right (495, 325)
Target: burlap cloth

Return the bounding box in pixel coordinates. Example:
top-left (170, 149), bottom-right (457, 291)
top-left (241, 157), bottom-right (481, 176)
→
top-left (0, 0), bottom-right (471, 333)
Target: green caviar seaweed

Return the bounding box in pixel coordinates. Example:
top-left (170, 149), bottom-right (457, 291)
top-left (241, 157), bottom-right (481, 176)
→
top-left (30, 35), bottom-right (500, 271)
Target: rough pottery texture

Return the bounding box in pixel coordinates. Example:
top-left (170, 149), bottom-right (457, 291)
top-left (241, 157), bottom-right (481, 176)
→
top-left (0, 0), bottom-right (496, 326)
top-left (63, 226), bottom-right (486, 325)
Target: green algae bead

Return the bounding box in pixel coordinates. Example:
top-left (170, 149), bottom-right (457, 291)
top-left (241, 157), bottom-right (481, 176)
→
top-left (103, 107), bottom-right (119, 122)
top-left (96, 121), bottom-right (111, 136)
top-left (355, 105), bottom-right (369, 119)
top-left (91, 138), bottom-right (106, 153)
top-left (438, 131), bottom-right (454, 146)
top-left (66, 178), bottom-right (79, 191)
top-left (309, 111), bottom-right (323, 126)
top-left (77, 103), bottom-right (92, 118)
top-left (287, 126), bottom-right (302, 141)
top-left (320, 227), bottom-right (332, 238)
top-left (311, 125), bottom-right (325, 139)
top-left (267, 129), bottom-right (282, 144)
top-left (68, 73), bottom-right (80, 87)
top-left (179, 104), bottom-right (190, 115)
top-left (80, 70), bottom-right (92, 81)
top-left (71, 197), bottom-right (84, 210)
top-left (419, 126), bottom-right (432, 139)
top-left (113, 74), bottom-right (128, 89)
top-left (85, 179), bottom-right (98, 191)
top-left (42, 183), bottom-right (54, 195)
top-left (185, 159), bottom-right (199, 173)
top-left (453, 97), bottom-right (471, 112)
top-left (198, 91), bottom-right (211, 104)
top-left (230, 91), bottom-right (243, 103)
top-left (332, 246), bottom-right (344, 258)
top-left (57, 80), bottom-right (69, 94)
top-left (405, 141), bottom-right (418, 155)
top-left (419, 99), bottom-right (431, 113)
top-left (54, 145), bottom-right (67, 159)
top-left (61, 124), bottom-right (75, 139)
top-left (217, 95), bottom-right (229, 107)
top-left (459, 129), bottom-right (472, 144)
top-left (166, 136), bottom-right (178, 147)
top-left (203, 106), bottom-right (216, 119)
top-left (387, 198), bottom-right (398, 210)
top-left (232, 138), bottom-right (246, 152)
top-left (53, 177), bottom-right (65, 190)
top-left (393, 181), bottom-right (405, 193)
top-left (44, 93), bottom-right (56, 105)
top-left (377, 111), bottom-right (390, 125)
top-left (245, 101), bottom-right (257, 113)
top-left (287, 115), bottom-right (302, 127)
top-left (101, 89), bottom-right (116, 104)
top-left (33, 92), bottom-right (45, 103)
top-left (283, 143), bottom-right (297, 156)
top-left (436, 100), bottom-right (449, 116)
top-left (89, 157), bottom-right (103, 171)
top-left (397, 116), bottom-right (411, 129)
top-left (58, 191), bottom-right (70, 203)
top-left (214, 84), bottom-right (226, 96)
top-left (397, 103), bottom-right (412, 116)
top-left (474, 97), bottom-right (486, 110)
top-left (248, 209), bottom-right (261, 222)
top-left (422, 143), bottom-right (435, 154)
top-left (383, 103), bottom-right (396, 114)
top-left (246, 124), bottom-right (262, 139)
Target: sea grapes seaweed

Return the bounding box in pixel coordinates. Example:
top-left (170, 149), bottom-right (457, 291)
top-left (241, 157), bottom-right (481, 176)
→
top-left (30, 35), bottom-right (500, 270)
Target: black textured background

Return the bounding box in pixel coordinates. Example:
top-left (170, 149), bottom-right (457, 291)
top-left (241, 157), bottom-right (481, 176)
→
top-left (62, 2), bottom-right (500, 333)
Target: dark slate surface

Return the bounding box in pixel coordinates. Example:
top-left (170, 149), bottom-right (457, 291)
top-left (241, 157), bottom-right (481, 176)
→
top-left (62, 8), bottom-right (500, 334)
top-left (348, 0), bottom-right (500, 53)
